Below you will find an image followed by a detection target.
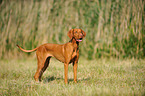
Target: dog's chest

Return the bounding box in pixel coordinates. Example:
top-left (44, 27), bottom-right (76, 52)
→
top-left (71, 46), bottom-right (78, 59)
top-left (72, 50), bottom-right (77, 58)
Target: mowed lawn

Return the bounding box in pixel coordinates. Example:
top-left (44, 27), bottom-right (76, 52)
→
top-left (0, 58), bottom-right (144, 96)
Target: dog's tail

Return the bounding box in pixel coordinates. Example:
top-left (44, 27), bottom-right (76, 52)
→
top-left (16, 44), bottom-right (38, 52)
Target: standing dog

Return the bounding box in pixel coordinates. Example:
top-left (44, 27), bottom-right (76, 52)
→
top-left (17, 29), bottom-right (86, 84)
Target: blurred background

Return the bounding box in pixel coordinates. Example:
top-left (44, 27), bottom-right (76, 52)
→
top-left (0, 0), bottom-right (144, 59)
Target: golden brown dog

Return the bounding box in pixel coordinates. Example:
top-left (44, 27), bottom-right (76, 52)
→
top-left (17, 29), bottom-right (86, 84)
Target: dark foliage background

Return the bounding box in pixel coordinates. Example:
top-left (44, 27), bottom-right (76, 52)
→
top-left (0, 0), bottom-right (144, 59)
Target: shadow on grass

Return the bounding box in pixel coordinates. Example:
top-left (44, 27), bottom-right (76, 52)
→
top-left (43, 76), bottom-right (63, 83)
top-left (43, 76), bottom-right (90, 83)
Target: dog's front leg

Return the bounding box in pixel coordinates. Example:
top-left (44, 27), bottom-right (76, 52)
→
top-left (73, 61), bottom-right (78, 83)
top-left (64, 63), bottom-right (69, 84)
top-left (63, 46), bottom-right (73, 84)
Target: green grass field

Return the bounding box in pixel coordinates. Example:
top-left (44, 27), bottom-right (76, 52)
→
top-left (0, 58), bottom-right (144, 96)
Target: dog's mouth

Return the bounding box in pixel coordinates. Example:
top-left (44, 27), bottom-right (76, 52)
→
top-left (76, 38), bottom-right (83, 42)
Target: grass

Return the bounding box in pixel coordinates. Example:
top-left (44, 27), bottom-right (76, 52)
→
top-left (0, 0), bottom-right (144, 59)
top-left (0, 58), bottom-right (144, 96)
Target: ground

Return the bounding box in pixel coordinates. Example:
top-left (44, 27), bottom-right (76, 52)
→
top-left (0, 58), bottom-right (144, 96)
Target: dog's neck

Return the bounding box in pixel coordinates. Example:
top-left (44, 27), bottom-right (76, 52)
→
top-left (69, 38), bottom-right (79, 45)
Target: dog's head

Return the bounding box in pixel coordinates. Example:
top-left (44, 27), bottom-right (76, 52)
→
top-left (67, 29), bottom-right (86, 42)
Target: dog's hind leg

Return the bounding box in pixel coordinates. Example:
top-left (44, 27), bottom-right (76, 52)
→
top-left (34, 56), bottom-right (51, 82)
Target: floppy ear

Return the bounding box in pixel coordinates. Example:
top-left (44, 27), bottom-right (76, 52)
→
top-left (81, 29), bottom-right (86, 38)
top-left (67, 29), bottom-right (74, 39)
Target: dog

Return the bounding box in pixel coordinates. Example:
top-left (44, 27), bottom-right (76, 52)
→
top-left (17, 29), bottom-right (86, 84)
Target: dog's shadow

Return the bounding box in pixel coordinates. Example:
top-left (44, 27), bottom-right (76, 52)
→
top-left (43, 76), bottom-right (62, 83)
top-left (43, 76), bottom-right (90, 83)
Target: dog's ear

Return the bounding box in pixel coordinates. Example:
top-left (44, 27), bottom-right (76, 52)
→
top-left (67, 29), bottom-right (74, 39)
top-left (81, 29), bottom-right (86, 38)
